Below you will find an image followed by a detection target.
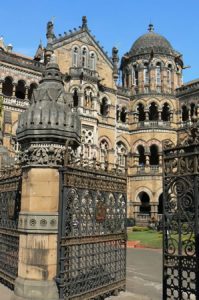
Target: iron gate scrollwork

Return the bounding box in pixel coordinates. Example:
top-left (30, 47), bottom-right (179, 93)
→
top-left (0, 168), bottom-right (21, 288)
top-left (57, 165), bottom-right (127, 300)
top-left (163, 131), bottom-right (199, 299)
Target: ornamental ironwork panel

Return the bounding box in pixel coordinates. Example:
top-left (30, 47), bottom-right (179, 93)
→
top-left (0, 169), bottom-right (21, 289)
top-left (57, 165), bottom-right (127, 300)
top-left (163, 131), bottom-right (199, 300)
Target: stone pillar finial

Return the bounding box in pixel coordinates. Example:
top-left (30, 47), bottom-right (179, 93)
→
top-left (82, 16), bottom-right (88, 29)
top-left (112, 47), bottom-right (119, 82)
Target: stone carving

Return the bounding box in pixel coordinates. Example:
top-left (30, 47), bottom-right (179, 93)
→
top-left (19, 212), bottom-right (58, 233)
top-left (19, 144), bottom-right (65, 167)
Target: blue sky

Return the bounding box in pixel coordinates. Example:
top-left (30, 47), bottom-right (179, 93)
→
top-left (0, 0), bottom-right (198, 83)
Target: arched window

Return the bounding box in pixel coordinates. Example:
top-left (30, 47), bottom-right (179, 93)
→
top-left (120, 107), bottom-right (127, 123)
top-left (138, 192), bottom-right (151, 214)
top-left (150, 144), bottom-right (159, 165)
top-left (116, 106), bottom-right (120, 121)
top-left (149, 102), bottom-right (158, 121)
top-left (81, 47), bottom-right (88, 68)
top-left (72, 47), bottom-right (79, 67)
top-left (135, 69), bottom-right (138, 86)
top-left (100, 97), bottom-right (109, 116)
top-left (15, 80), bottom-right (25, 99)
top-left (144, 63), bottom-right (149, 85)
top-left (73, 88), bottom-right (79, 107)
top-left (2, 77), bottom-right (13, 96)
top-left (167, 64), bottom-right (172, 88)
top-left (158, 193), bottom-right (163, 214)
top-left (28, 83), bottom-right (37, 100)
top-left (137, 103), bottom-right (145, 121)
top-left (190, 103), bottom-right (196, 117)
top-left (132, 68), bottom-right (135, 85)
top-left (99, 139), bottom-right (109, 163)
top-left (90, 52), bottom-right (96, 70)
top-left (137, 145), bottom-right (146, 165)
top-left (84, 87), bottom-right (93, 108)
top-left (156, 63), bottom-right (161, 88)
top-left (116, 142), bottom-right (127, 167)
top-left (182, 105), bottom-right (189, 122)
top-left (162, 103), bottom-right (170, 121)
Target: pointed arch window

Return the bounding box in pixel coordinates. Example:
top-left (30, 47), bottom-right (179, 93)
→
top-left (156, 63), bottom-right (161, 86)
top-left (167, 64), bottom-right (172, 88)
top-left (116, 142), bottom-right (127, 167)
top-left (137, 145), bottom-right (146, 165)
top-left (150, 144), bottom-right (159, 165)
top-left (137, 103), bottom-right (145, 121)
top-left (144, 63), bottom-right (149, 85)
top-left (90, 52), bottom-right (96, 70)
top-left (84, 87), bottom-right (93, 108)
top-left (121, 107), bottom-right (127, 123)
top-left (81, 47), bottom-right (88, 68)
top-left (100, 97), bottom-right (109, 116)
top-left (100, 139), bottom-right (109, 164)
top-left (190, 103), bottom-right (196, 117)
top-left (182, 105), bottom-right (189, 122)
top-left (149, 102), bottom-right (158, 121)
top-left (73, 88), bottom-right (79, 107)
top-left (2, 77), bottom-right (13, 96)
top-left (72, 47), bottom-right (79, 67)
top-left (162, 103), bottom-right (170, 121)
top-left (15, 80), bottom-right (26, 99)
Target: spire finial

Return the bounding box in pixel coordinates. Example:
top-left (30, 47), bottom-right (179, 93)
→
top-left (82, 16), bottom-right (88, 29)
top-left (148, 23), bottom-right (154, 32)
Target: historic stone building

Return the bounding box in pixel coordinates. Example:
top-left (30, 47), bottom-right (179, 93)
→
top-left (0, 16), bottom-right (197, 224)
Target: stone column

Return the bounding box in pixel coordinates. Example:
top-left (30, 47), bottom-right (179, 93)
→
top-left (145, 109), bottom-right (149, 121)
top-left (25, 86), bottom-right (29, 100)
top-left (12, 82), bottom-right (17, 97)
top-left (158, 110), bottom-right (162, 121)
top-left (13, 167), bottom-right (60, 300)
top-left (0, 80), bottom-right (3, 94)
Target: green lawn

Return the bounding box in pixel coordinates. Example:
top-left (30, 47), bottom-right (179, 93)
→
top-left (128, 230), bottom-right (163, 249)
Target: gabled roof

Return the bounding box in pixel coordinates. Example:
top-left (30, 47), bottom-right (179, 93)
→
top-left (47, 16), bottom-right (113, 68)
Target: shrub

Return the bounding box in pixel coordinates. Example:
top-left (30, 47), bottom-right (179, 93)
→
top-left (132, 226), bottom-right (149, 232)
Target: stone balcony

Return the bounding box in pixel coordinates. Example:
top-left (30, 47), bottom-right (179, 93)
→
top-left (69, 67), bottom-right (100, 82)
top-left (1, 95), bottom-right (29, 109)
top-left (137, 120), bottom-right (171, 129)
top-left (134, 165), bottom-right (162, 175)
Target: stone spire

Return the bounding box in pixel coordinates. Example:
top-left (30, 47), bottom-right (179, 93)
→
top-left (17, 54), bottom-right (81, 167)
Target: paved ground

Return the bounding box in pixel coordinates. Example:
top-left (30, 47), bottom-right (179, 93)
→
top-left (0, 248), bottom-right (162, 300)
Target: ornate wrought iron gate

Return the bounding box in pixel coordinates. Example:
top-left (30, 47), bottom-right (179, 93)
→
top-left (57, 165), bottom-right (127, 300)
top-left (163, 131), bottom-right (199, 300)
top-left (0, 168), bottom-right (21, 288)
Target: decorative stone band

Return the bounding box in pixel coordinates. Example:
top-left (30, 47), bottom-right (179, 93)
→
top-left (18, 212), bottom-right (58, 233)
top-left (19, 144), bottom-right (66, 167)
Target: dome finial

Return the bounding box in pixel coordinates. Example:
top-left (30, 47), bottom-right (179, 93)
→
top-left (148, 23), bottom-right (154, 32)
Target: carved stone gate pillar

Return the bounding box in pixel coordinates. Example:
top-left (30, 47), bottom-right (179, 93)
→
top-left (12, 54), bottom-right (80, 300)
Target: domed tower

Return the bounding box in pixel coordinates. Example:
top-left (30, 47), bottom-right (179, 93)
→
top-left (120, 25), bottom-right (183, 224)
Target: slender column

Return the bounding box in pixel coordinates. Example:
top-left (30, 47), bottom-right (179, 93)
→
top-left (25, 86), bottom-right (29, 100)
top-left (145, 109), bottom-right (149, 121)
top-left (12, 82), bottom-right (17, 97)
top-left (0, 80), bottom-right (3, 94)
top-left (158, 110), bottom-right (162, 121)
